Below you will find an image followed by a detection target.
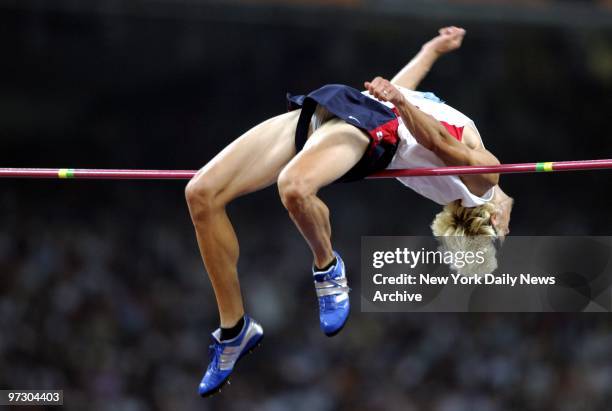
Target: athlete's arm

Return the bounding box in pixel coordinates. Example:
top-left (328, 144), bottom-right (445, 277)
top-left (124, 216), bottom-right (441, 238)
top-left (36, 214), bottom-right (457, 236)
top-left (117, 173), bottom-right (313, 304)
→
top-left (365, 77), bottom-right (499, 194)
top-left (391, 26), bottom-right (466, 90)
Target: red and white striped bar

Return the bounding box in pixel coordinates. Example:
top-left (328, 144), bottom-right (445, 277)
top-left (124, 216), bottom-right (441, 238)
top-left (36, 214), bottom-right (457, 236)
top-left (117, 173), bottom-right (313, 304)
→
top-left (0, 159), bottom-right (610, 180)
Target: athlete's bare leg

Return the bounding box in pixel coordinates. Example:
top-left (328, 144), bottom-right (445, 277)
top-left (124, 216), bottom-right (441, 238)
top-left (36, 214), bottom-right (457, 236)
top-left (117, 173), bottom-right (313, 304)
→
top-left (277, 118), bottom-right (369, 268)
top-left (185, 110), bottom-right (299, 328)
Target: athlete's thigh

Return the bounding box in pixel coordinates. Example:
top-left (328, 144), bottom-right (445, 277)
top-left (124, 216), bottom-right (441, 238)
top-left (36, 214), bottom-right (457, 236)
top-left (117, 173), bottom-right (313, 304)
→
top-left (281, 118), bottom-right (369, 189)
top-left (193, 110), bottom-right (299, 200)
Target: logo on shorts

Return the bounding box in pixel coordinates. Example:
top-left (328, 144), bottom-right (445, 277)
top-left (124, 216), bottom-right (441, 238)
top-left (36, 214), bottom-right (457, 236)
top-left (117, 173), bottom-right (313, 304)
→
top-left (348, 116), bottom-right (361, 124)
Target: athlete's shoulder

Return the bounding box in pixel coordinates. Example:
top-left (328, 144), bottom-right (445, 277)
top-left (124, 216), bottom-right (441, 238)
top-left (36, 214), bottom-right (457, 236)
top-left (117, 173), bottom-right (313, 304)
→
top-left (402, 88), bottom-right (474, 124)
top-left (462, 125), bottom-right (483, 149)
top-left (400, 88), bottom-right (446, 105)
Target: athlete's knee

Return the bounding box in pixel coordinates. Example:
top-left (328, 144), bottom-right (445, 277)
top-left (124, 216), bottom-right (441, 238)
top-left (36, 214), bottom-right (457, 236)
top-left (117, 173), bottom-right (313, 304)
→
top-left (185, 173), bottom-right (224, 217)
top-left (277, 170), bottom-right (314, 212)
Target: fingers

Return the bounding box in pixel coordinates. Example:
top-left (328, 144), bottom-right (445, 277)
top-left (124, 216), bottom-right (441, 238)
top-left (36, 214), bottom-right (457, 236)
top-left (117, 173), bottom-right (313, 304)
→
top-left (438, 26), bottom-right (466, 37)
top-left (428, 26), bottom-right (466, 54)
top-left (368, 77), bottom-right (387, 100)
top-left (364, 76), bottom-right (383, 95)
top-left (453, 27), bottom-right (466, 38)
top-left (364, 77), bottom-right (396, 102)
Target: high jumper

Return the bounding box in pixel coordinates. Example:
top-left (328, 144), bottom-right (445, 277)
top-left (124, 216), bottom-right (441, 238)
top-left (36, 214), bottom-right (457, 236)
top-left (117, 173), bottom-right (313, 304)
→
top-left (2, 25), bottom-right (612, 399)
top-left (183, 26), bottom-right (514, 397)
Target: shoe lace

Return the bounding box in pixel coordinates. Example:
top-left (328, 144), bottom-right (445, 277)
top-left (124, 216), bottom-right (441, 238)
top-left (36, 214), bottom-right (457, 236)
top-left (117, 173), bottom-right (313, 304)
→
top-left (316, 273), bottom-right (351, 313)
top-left (320, 293), bottom-right (350, 312)
top-left (320, 295), bottom-right (336, 312)
top-left (207, 342), bottom-right (223, 370)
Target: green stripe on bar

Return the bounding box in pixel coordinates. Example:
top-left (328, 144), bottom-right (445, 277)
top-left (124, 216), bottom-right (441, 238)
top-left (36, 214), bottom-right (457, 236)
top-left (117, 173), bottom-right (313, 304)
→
top-left (58, 169), bottom-right (75, 179)
top-left (536, 162), bottom-right (553, 172)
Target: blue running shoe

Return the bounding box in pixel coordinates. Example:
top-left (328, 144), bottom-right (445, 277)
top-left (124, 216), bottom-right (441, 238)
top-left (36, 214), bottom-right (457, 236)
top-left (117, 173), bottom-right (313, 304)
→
top-left (198, 315), bottom-right (264, 397)
top-left (313, 251), bottom-right (350, 337)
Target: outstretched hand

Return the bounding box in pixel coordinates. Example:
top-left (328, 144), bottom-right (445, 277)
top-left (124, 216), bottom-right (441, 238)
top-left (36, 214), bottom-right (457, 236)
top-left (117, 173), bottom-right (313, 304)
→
top-left (424, 26), bottom-right (466, 55)
top-left (364, 77), bottom-right (405, 106)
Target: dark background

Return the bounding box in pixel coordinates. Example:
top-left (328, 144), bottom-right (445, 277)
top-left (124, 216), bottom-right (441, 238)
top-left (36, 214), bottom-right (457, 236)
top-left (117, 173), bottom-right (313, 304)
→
top-left (0, 1), bottom-right (611, 410)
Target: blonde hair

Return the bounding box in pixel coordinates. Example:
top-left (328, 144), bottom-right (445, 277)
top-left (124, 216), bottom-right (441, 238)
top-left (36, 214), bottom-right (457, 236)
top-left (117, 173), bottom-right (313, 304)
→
top-left (431, 200), bottom-right (498, 238)
top-left (431, 200), bottom-right (499, 275)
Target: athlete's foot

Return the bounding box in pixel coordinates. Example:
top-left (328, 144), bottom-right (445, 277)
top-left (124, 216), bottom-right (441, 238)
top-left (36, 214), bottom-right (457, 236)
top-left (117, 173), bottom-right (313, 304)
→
top-left (313, 250), bottom-right (350, 337)
top-left (198, 315), bottom-right (264, 397)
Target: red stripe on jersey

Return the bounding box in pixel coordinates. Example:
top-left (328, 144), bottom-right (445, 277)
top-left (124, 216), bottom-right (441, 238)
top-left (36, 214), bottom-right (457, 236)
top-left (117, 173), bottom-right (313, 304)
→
top-left (440, 121), bottom-right (464, 142)
top-left (368, 117), bottom-right (400, 151)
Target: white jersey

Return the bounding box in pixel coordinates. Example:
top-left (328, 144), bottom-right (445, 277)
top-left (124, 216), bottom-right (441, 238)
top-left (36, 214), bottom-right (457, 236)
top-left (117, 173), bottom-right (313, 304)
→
top-left (363, 86), bottom-right (494, 207)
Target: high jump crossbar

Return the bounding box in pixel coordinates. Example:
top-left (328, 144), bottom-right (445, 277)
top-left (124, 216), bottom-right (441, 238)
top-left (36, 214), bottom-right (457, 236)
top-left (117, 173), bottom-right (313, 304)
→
top-left (0, 159), bottom-right (610, 180)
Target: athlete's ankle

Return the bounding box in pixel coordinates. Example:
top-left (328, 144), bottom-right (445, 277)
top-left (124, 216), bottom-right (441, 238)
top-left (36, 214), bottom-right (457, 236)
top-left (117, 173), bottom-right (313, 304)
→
top-left (220, 315), bottom-right (246, 341)
top-left (314, 255), bottom-right (337, 272)
top-left (313, 252), bottom-right (337, 271)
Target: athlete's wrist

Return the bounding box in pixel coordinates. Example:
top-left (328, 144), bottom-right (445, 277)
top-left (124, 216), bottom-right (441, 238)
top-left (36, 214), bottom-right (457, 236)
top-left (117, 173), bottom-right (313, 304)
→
top-left (421, 42), bottom-right (443, 58)
top-left (392, 93), bottom-right (408, 109)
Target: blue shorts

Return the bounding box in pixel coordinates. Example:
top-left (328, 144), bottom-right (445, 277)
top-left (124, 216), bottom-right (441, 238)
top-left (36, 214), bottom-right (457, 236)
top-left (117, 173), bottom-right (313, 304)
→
top-left (286, 84), bottom-right (401, 182)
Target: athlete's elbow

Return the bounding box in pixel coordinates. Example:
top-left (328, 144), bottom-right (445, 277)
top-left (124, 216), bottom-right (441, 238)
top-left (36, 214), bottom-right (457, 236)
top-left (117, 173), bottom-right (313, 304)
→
top-left (488, 158), bottom-right (501, 185)
top-left (487, 173), bottom-right (500, 187)
top-left (474, 154), bottom-right (500, 187)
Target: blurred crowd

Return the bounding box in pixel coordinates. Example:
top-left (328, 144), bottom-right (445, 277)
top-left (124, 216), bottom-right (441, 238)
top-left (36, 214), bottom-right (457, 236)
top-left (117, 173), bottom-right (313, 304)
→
top-left (249, 0), bottom-right (612, 10)
top-left (1, 187), bottom-right (611, 411)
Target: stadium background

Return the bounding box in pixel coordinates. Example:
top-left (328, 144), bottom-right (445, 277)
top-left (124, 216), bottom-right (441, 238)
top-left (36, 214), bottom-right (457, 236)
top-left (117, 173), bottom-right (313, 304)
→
top-left (1, 0), bottom-right (611, 410)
